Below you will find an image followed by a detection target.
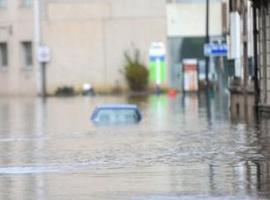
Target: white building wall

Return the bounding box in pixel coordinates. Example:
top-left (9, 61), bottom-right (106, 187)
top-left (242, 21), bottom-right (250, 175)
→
top-left (0, 0), bottom-right (167, 95)
top-left (167, 2), bottom-right (223, 37)
top-left (0, 1), bottom-right (36, 95)
top-left (45, 0), bottom-right (166, 93)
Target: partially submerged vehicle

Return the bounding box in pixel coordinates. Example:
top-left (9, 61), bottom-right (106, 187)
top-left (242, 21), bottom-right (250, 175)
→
top-left (91, 104), bottom-right (142, 125)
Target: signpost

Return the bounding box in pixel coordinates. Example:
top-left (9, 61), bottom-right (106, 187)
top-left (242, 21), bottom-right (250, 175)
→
top-left (37, 45), bottom-right (50, 97)
top-left (149, 42), bottom-right (166, 90)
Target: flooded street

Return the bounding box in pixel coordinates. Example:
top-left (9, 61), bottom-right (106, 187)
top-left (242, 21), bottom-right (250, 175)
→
top-left (0, 93), bottom-right (270, 200)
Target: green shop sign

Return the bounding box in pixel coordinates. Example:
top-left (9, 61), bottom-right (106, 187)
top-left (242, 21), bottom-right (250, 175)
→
top-left (149, 42), bottom-right (166, 85)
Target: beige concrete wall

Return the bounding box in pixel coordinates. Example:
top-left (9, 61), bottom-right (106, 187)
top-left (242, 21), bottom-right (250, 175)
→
top-left (0, 1), bottom-right (36, 95)
top-left (104, 18), bottom-right (167, 90)
top-left (167, 2), bottom-right (222, 37)
top-left (230, 92), bottom-right (255, 124)
top-left (0, 0), bottom-right (167, 95)
top-left (45, 0), bottom-right (167, 93)
top-left (259, 1), bottom-right (270, 106)
top-left (44, 20), bottom-right (106, 92)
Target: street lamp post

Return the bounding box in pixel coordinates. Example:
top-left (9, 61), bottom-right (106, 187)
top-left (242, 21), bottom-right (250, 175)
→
top-left (253, 1), bottom-right (260, 114)
top-left (205, 0), bottom-right (210, 88)
top-left (205, 0), bottom-right (212, 122)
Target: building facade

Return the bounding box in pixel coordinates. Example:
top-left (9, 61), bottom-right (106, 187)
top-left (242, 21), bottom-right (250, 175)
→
top-left (228, 0), bottom-right (270, 116)
top-left (227, 0), bottom-right (257, 121)
top-left (254, 0), bottom-right (270, 113)
top-left (166, 0), bottom-right (227, 91)
top-left (0, 0), bottom-right (167, 95)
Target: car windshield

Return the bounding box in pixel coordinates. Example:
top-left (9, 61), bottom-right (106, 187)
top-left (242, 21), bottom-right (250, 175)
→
top-left (94, 108), bottom-right (139, 124)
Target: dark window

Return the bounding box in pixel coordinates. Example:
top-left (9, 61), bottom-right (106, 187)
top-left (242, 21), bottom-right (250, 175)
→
top-left (22, 41), bottom-right (33, 68)
top-left (0, 42), bottom-right (8, 68)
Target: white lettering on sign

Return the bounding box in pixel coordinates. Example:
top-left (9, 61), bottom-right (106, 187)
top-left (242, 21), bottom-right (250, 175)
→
top-left (204, 43), bottom-right (228, 57)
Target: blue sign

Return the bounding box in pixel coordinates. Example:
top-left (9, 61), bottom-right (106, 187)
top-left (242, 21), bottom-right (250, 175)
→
top-left (149, 55), bottom-right (165, 62)
top-left (204, 43), bottom-right (228, 57)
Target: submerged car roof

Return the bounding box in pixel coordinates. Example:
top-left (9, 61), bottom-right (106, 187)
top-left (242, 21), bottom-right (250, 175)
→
top-left (95, 104), bottom-right (139, 109)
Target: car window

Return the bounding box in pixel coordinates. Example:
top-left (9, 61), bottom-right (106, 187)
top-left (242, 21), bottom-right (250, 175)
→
top-left (94, 108), bottom-right (139, 124)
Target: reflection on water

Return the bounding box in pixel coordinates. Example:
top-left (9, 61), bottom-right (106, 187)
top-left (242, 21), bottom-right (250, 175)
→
top-left (0, 94), bottom-right (270, 199)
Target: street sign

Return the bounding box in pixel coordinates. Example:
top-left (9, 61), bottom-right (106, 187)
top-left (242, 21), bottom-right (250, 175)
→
top-left (38, 45), bottom-right (51, 63)
top-left (149, 42), bottom-right (166, 85)
top-left (204, 43), bottom-right (228, 57)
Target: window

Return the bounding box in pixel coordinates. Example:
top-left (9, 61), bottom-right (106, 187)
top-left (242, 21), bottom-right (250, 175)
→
top-left (22, 0), bottom-right (32, 7)
top-left (0, 0), bottom-right (6, 8)
top-left (0, 43), bottom-right (8, 68)
top-left (22, 42), bottom-right (33, 68)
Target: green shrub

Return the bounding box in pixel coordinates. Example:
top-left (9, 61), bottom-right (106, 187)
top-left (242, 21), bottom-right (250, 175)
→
top-left (55, 86), bottom-right (75, 96)
top-left (124, 49), bottom-right (149, 92)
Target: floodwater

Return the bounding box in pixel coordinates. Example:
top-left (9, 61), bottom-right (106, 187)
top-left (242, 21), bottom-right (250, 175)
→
top-left (0, 93), bottom-right (270, 200)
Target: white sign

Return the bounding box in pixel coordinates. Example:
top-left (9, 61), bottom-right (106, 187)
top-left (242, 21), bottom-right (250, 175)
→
top-left (149, 42), bottom-right (166, 58)
top-left (38, 45), bottom-right (50, 63)
top-left (183, 59), bottom-right (198, 92)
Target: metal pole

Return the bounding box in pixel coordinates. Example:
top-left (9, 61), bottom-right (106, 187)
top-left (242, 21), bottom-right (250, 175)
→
top-left (34, 0), bottom-right (46, 97)
top-left (242, 0), bottom-right (249, 121)
top-left (41, 62), bottom-right (47, 97)
top-left (253, 3), bottom-right (260, 113)
top-left (205, 0), bottom-right (210, 88)
top-left (204, 0), bottom-right (212, 123)
top-left (243, 0), bottom-right (248, 90)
